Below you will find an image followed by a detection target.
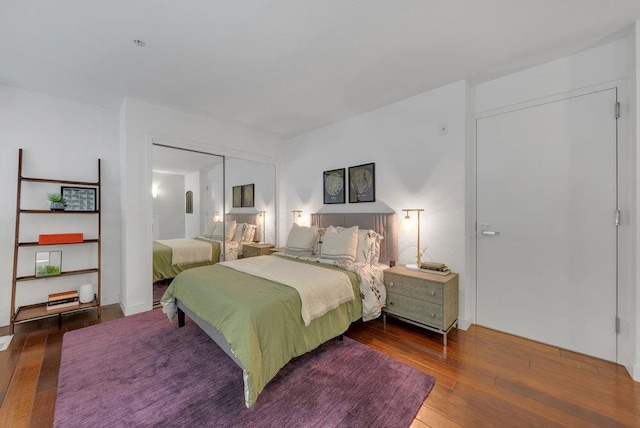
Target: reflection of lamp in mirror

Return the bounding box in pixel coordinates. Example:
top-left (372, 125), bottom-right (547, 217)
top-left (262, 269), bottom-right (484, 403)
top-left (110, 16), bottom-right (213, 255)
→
top-left (259, 210), bottom-right (266, 243)
top-left (292, 210), bottom-right (302, 225)
top-left (151, 183), bottom-right (159, 198)
top-left (403, 208), bottom-right (424, 271)
top-left (214, 211), bottom-right (220, 222)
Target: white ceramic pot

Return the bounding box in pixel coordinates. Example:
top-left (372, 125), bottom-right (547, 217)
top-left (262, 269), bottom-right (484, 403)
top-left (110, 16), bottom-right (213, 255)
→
top-left (79, 283), bottom-right (94, 304)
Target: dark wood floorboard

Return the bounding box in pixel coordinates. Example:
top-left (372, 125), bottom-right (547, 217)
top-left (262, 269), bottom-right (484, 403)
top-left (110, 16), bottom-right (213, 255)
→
top-left (0, 305), bottom-right (638, 427)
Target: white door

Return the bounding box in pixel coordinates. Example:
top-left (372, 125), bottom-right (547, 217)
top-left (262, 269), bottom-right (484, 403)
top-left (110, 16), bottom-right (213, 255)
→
top-left (476, 89), bottom-right (617, 362)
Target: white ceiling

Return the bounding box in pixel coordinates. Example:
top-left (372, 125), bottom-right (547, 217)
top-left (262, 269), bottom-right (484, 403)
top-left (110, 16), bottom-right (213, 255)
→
top-left (1, 1), bottom-right (639, 138)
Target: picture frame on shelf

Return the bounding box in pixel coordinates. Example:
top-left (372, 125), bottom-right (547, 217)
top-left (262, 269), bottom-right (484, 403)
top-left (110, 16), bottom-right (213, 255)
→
top-left (232, 186), bottom-right (242, 208)
top-left (61, 186), bottom-right (97, 212)
top-left (35, 250), bottom-right (62, 277)
top-left (348, 163), bottom-right (375, 203)
top-left (323, 168), bottom-right (345, 204)
top-left (241, 183), bottom-right (255, 207)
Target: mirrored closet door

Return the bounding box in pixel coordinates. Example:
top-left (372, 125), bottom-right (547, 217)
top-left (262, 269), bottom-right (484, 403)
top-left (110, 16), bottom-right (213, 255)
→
top-left (151, 144), bottom-right (224, 303)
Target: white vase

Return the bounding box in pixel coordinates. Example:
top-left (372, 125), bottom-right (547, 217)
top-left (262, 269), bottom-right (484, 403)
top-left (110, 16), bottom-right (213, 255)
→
top-left (79, 284), bottom-right (94, 304)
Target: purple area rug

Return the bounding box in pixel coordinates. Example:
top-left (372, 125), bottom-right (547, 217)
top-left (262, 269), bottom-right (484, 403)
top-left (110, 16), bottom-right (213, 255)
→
top-left (54, 309), bottom-right (434, 427)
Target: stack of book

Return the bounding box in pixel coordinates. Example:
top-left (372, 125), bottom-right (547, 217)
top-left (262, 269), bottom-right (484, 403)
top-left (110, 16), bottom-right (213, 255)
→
top-left (46, 290), bottom-right (79, 311)
top-left (420, 262), bottom-right (451, 276)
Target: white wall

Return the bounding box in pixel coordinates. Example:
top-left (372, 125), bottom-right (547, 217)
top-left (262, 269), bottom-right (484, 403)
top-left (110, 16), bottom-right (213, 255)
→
top-left (152, 172), bottom-right (185, 239)
top-left (226, 158), bottom-right (277, 244)
top-left (474, 37), bottom-right (638, 380)
top-left (208, 164), bottom-right (225, 224)
top-left (283, 80), bottom-right (470, 323)
top-left (0, 84), bottom-right (121, 326)
top-left (120, 98), bottom-right (281, 316)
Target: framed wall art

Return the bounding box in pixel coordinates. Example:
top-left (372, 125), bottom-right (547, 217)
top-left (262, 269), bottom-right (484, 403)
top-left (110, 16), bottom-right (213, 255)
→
top-left (241, 183), bottom-right (255, 207)
top-left (61, 186), bottom-right (97, 212)
top-left (232, 186), bottom-right (242, 208)
top-left (323, 168), bottom-right (345, 204)
top-left (348, 163), bottom-right (375, 203)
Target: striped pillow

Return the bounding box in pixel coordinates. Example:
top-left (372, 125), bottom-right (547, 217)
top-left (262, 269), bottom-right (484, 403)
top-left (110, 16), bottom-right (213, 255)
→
top-left (320, 225), bottom-right (359, 262)
top-left (284, 223), bottom-right (319, 257)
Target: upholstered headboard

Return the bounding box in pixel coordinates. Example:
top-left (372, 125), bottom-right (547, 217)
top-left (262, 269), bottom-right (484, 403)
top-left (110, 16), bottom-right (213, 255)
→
top-left (310, 213), bottom-right (398, 265)
top-left (225, 213), bottom-right (261, 242)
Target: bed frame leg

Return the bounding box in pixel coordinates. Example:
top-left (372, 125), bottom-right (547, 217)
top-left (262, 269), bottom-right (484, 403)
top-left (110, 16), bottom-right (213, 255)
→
top-left (178, 308), bottom-right (185, 328)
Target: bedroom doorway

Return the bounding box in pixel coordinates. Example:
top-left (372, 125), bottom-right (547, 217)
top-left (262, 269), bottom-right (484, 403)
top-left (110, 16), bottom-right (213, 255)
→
top-left (476, 88), bottom-right (618, 362)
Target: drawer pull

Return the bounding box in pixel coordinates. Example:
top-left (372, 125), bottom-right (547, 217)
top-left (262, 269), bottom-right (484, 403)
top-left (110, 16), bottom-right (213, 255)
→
top-left (430, 291), bottom-right (436, 296)
top-left (389, 281), bottom-right (394, 287)
top-left (431, 313), bottom-right (436, 317)
top-left (389, 301), bottom-right (394, 305)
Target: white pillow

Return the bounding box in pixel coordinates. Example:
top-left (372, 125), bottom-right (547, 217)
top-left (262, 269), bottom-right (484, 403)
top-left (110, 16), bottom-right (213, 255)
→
top-left (212, 220), bottom-right (237, 241)
top-left (242, 224), bottom-right (257, 242)
top-left (355, 229), bottom-right (384, 264)
top-left (285, 223), bottom-right (319, 257)
top-left (202, 220), bottom-right (216, 238)
top-left (233, 223), bottom-right (246, 242)
top-left (321, 225), bottom-right (359, 262)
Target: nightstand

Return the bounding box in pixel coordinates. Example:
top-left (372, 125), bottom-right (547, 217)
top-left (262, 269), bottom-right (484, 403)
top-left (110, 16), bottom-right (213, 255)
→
top-left (242, 243), bottom-right (274, 258)
top-left (383, 265), bottom-right (459, 345)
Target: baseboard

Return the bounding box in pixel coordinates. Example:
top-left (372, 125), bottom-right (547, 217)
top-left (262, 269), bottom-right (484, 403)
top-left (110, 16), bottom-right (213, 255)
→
top-left (0, 335), bottom-right (14, 352)
top-left (618, 344), bottom-right (640, 382)
top-left (121, 299), bottom-right (151, 316)
top-left (457, 317), bottom-right (472, 331)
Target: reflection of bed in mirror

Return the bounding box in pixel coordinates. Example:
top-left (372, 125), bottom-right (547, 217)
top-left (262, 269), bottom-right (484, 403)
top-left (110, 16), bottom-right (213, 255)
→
top-left (161, 212), bottom-right (397, 407)
top-left (225, 213), bottom-right (262, 258)
top-left (152, 213), bottom-right (262, 283)
top-left (152, 239), bottom-right (221, 283)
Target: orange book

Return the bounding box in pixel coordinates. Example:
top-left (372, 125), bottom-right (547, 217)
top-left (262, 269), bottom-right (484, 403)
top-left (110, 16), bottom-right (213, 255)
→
top-left (48, 291), bottom-right (79, 301)
top-left (38, 233), bottom-right (84, 245)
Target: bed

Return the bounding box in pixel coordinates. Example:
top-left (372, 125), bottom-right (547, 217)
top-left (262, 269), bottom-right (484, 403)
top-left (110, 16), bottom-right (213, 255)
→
top-left (152, 213), bottom-right (262, 282)
top-left (161, 212), bottom-right (398, 407)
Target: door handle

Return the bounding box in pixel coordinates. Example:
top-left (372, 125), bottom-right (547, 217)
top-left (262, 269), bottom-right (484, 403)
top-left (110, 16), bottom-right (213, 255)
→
top-left (481, 230), bottom-right (499, 236)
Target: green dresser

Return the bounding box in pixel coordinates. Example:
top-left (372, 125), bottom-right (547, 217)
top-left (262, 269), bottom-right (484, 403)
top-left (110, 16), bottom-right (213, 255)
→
top-left (383, 265), bottom-right (459, 345)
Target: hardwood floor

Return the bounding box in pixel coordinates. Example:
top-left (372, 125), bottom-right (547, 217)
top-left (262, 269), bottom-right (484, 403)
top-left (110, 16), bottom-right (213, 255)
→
top-left (0, 305), bottom-right (638, 427)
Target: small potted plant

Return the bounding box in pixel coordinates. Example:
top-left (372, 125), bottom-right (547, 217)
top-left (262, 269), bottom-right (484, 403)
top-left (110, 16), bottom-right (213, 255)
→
top-left (47, 193), bottom-right (66, 211)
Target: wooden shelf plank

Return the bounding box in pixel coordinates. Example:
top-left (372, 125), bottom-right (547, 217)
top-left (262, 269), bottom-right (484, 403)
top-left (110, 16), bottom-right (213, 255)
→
top-left (13, 298), bottom-right (99, 323)
top-left (21, 176), bottom-right (99, 186)
top-left (18, 239), bottom-right (99, 247)
top-left (16, 268), bottom-right (98, 282)
top-left (19, 210), bottom-right (98, 214)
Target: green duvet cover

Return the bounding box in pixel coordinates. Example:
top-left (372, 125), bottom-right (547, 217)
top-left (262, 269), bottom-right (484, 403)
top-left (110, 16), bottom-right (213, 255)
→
top-left (161, 257), bottom-right (361, 407)
top-left (152, 240), bottom-right (221, 282)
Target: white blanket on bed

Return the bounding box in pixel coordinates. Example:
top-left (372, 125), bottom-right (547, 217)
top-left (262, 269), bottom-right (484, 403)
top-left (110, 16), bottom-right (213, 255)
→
top-left (219, 256), bottom-right (355, 326)
top-left (156, 238), bottom-right (212, 266)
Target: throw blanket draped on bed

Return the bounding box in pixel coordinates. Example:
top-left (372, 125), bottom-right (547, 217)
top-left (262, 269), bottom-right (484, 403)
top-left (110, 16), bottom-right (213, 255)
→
top-left (156, 238), bottom-right (213, 266)
top-left (219, 256), bottom-right (355, 325)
